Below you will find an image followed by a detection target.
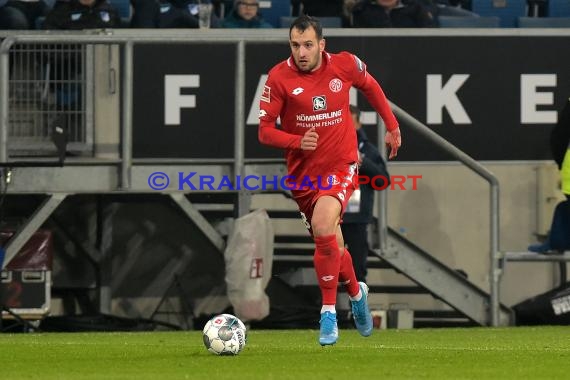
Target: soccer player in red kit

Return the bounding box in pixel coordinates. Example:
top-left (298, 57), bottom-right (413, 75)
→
top-left (258, 15), bottom-right (401, 346)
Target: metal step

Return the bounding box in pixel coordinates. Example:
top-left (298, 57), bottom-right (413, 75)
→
top-left (377, 227), bottom-right (514, 326)
top-left (503, 251), bottom-right (570, 262)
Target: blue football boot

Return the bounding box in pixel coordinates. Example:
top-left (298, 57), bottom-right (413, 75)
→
top-left (351, 282), bottom-right (373, 337)
top-left (319, 311), bottom-right (338, 346)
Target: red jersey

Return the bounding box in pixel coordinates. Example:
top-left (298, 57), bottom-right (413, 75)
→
top-left (258, 51), bottom-right (398, 182)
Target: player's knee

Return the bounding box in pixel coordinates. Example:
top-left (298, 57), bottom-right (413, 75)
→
top-left (311, 216), bottom-right (336, 237)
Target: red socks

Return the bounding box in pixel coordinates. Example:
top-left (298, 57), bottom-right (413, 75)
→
top-left (339, 248), bottom-right (360, 297)
top-left (313, 236), bottom-right (361, 304)
top-left (313, 234), bottom-right (341, 305)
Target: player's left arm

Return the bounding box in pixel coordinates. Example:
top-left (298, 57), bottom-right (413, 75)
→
top-left (358, 74), bottom-right (401, 159)
top-left (348, 54), bottom-right (402, 158)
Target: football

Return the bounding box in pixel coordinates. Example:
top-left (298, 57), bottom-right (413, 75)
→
top-left (202, 313), bottom-right (247, 355)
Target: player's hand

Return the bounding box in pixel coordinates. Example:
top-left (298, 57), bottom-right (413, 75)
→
top-left (300, 127), bottom-right (319, 151)
top-left (385, 127), bottom-right (401, 159)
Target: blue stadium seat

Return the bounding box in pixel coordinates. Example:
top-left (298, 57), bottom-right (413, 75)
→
top-left (42, 0), bottom-right (56, 9)
top-left (260, 1), bottom-right (291, 28)
top-left (109, 0), bottom-right (132, 23)
top-left (438, 15), bottom-right (501, 27)
top-left (518, 16), bottom-right (570, 27)
top-left (471, 0), bottom-right (526, 27)
top-left (548, 0), bottom-right (570, 16)
top-left (279, 16), bottom-right (342, 28)
top-left (437, 4), bottom-right (479, 17)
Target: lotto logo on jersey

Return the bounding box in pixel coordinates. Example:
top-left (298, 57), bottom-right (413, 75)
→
top-left (312, 96), bottom-right (327, 111)
top-left (292, 87), bottom-right (304, 95)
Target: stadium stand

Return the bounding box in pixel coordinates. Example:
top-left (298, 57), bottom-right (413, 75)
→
top-left (259, 0), bottom-right (291, 28)
top-left (438, 15), bottom-right (501, 27)
top-left (547, 0), bottom-right (570, 16)
top-left (436, 4), bottom-right (479, 17)
top-left (279, 15), bottom-right (342, 28)
top-left (470, 0), bottom-right (526, 27)
top-left (517, 16), bottom-right (570, 27)
top-left (109, 0), bottom-right (132, 25)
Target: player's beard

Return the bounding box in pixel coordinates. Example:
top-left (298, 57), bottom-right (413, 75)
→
top-left (296, 52), bottom-right (322, 72)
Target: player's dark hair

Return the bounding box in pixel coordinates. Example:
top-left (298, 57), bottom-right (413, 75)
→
top-left (289, 15), bottom-right (323, 40)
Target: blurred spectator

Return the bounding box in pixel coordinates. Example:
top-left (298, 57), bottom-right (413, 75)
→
top-left (352, 0), bottom-right (436, 28)
top-left (341, 104), bottom-right (390, 283)
top-left (157, 0), bottom-right (220, 28)
top-left (130, 0), bottom-right (159, 27)
top-left (44, 0), bottom-right (121, 29)
top-left (292, 0), bottom-right (344, 17)
top-left (0, 0), bottom-right (48, 29)
top-left (292, 0), bottom-right (354, 26)
top-left (221, 0), bottom-right (272, 28)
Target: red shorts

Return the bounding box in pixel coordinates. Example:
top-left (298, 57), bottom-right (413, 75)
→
top-left (291, 163), bottom-right (358, 234)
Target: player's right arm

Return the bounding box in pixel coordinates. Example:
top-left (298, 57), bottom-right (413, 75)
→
top-left (258, 73), bottom-right (303, 150)
top-left (258, 70), bottom-right (320, 151)
top-left (259, 120), bottom-right (319, 150)
top-left (258, 119), bottom-right (303, 149)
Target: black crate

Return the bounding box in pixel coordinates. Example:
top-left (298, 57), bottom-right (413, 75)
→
top-left (1, 270), bottom-right (51, 319)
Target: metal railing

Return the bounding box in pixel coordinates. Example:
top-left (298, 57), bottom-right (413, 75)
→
top-left (385, 102), bottom-right (501, 326)
top-left (2, 42), bottom-right (92, 154)
top-left (0, 32), bottom-right (253, 190)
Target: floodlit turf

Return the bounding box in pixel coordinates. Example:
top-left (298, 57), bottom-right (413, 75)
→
top-left (1, 326), bottom-right (569, 379)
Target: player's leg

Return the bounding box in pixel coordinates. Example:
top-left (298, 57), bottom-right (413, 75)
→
top-left (338, 224), bottom-right (373, 337)
top-left (311, 195), bottom-right (342, 345)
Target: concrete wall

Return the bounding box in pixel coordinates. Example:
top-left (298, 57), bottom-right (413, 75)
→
top-left (386, 161), bottom-right (566, 307)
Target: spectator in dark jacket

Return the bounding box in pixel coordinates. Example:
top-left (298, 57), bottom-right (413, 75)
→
top-left (352, 0), bottom-right (436, 28)
top-left (292, 0), bottom-right (344, 17)
top-left (292, 0), bottom-right (354, 27)
top-left (157, 0), bottom-right (220, 28)
top-left (341, 105), bottom-right (390, 283)
top-left (130, 0), bottom-right (159, 27)
top-left (0, 0), bottom-right (47, 29)
top-left (44, 0), bottom-right (121, 29)
top-left (221, 0), bottom-right (272, 28)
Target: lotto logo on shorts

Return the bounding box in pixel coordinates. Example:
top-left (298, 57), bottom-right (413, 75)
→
top-left (312, 96), bottom-right (327, 111)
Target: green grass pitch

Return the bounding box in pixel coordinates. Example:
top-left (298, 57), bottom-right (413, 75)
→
top-left (1, 326), bottom-right (569, 379)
